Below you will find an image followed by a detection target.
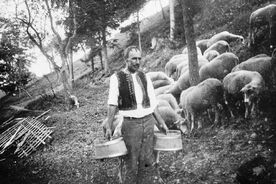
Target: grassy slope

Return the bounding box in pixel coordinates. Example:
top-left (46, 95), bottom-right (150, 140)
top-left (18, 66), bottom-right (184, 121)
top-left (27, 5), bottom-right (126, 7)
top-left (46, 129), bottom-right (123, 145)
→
top-left (0, 0), bottom-right (276, 183)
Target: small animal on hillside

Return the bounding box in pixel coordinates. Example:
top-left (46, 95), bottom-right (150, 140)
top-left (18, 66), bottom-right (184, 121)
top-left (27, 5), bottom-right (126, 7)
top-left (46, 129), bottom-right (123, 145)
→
top-left (154, 84), bottom-right (174, 96)
top-left (146, 71), bottom-right (174, 83)
top-left (166, 47), bottom-right (203, 78)
top-left (157, 93), bottom-right (179, 110)
top-left (199, 52), bottom-right (239, 81)
top-left (166, 59), bottom-right (208, 97)
top-left (175, 56), bottom-right (208, 80)
top-left (165, 71), bottom-right (190, 97)
top-left (157, 103), bottom-right (187, 132)
top-left (196, 39), bottom-right (209, 53)
top-left (156, 99), bottom-right (187, 133)
top-left (248, 4), bottom-right (276, 49)
top-left (204, 40), bottom-right (230, 55)
top-left (178, 86), bottom-right (195, 121)
top-left (179, 78), bottom-right (225, 132)
top-left (152, 79), bottom-right (173, 89)
top-left (182, 46), bottom-right (203, 56)
top-left (207, 31), bottom-right (244, 47)
top-left (223, 70), bottom-right (265, 118)
top-left (146, 71), bottom-right (174, 89)
top-left (153, 101), bottom-right (187, 183)
top-left (232, 49), bottom-right (276, 86)
top-left (165, 54), bottom-right (188, 77)
top-left (203, 50), bottom-right (220, 61)
top-left (69, 95), bottom-right (80, 108)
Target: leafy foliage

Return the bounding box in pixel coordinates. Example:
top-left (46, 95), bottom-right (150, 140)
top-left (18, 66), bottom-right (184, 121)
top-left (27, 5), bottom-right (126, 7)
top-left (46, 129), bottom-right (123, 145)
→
top-left (59, 0), bottom-right (148, 48)
top-left (195, 0), bottom-right (272, 36)
top-left (0, 19), bottom-right (31, 94)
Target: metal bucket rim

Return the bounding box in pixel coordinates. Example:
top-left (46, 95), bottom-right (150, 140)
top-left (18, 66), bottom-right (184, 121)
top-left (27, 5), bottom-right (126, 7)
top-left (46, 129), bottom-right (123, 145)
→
top-left (154, 130), bottom-right (181, 139)
top-left (94, 137), bottom-right (124, 146)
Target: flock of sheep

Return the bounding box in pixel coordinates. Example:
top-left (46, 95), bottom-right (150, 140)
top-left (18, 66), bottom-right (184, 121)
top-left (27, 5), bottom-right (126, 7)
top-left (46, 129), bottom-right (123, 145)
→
top-left (147, 29), bottom-right (276, 133)
top-left (103, 3), bottom-right (276, 136)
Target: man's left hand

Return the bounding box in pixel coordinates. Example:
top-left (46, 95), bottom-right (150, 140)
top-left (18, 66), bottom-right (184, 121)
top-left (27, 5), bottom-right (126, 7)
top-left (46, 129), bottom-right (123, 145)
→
top-left (159, 123), bottom-right (169, 135)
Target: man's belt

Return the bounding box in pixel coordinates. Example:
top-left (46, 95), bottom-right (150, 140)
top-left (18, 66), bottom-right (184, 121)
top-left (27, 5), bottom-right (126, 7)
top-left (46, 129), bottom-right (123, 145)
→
top-left (124, 113), bottom-right (152, 120)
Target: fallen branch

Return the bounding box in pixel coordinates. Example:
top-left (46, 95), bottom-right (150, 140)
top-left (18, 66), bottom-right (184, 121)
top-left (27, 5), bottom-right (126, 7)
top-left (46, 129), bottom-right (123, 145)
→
top-left (18, 86), bottom-right (32, 98)
top-left (9, 105), bottom-right (45, 113)
top-left (35, 109), bottom-right (51, 120)
top-left (1, 125), bottom-right (22, 154)
top-left (0, 116), bottom-right (14, 129)
top-left (14, 130), bottom-right (30, 154)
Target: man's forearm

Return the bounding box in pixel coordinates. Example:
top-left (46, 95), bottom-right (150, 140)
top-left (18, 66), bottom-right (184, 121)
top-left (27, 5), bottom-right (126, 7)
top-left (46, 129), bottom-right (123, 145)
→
top-left (106, 105), bottom-right (118, 129)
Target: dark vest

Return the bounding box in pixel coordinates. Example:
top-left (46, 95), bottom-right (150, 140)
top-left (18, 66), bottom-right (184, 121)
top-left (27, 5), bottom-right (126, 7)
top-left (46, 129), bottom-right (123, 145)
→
top-left (116, 70), bottom-right (151, 110)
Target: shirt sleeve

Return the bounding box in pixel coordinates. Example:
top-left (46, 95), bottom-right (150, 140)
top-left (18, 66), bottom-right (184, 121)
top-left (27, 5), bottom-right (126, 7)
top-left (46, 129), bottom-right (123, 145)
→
top-left (107, 74), bottom-right (119, 106)
top-left (146, 75), bottom-right (157, 109)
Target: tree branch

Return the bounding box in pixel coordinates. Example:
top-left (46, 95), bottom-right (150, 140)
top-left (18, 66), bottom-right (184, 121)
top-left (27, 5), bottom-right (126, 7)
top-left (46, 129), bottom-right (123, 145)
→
top-left (44, 0), bottom-right (63, 51)
top-left (65, 3), bottom-right (78, 54)
top-left (23, 0), bottom-right (43, 47)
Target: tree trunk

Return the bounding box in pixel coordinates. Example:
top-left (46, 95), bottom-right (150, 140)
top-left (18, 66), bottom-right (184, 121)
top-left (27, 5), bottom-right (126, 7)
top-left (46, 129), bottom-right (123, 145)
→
top-left (60, 55), bottom-right (73, 93)
top-left (181, 0), bottom-right (200, 86)
top-left (99, 51), bottom-right (103, 70)
top-left (137, 11), bottom-right (142, 52)
top-left (68, 49), bottom-right (74, 88)
top-left (170, 0), bottom-right (175, 41)
top-left (159, 0), bottom-right (166, 20)
top-left (23, 0), bottom-right (78, 110)
top-left (91, 57), bottom-right (95, 74)
top-left (102, 28), bottom-right (109, 74)
top-left (60, 67), bottom-right (72, 109)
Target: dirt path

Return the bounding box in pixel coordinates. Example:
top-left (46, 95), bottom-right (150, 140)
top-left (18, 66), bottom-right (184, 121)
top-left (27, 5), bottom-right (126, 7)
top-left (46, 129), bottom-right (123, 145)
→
top-left (0, 81), bottom-right (275, 184)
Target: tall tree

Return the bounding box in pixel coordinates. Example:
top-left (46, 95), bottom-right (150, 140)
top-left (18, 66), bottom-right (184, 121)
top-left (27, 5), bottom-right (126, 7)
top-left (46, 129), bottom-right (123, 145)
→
top-left (136, 10), bottom-right (142, 52)
top-left (66, 0), bottom-right (77, 86)
top-left (169, 0), bottom-right (175, 41)
top-left (180, 0), bottom-right (200, 86)
top-left (159, 0), bottom-right (166, 20)
top-left (20, 0), bottom-right (79, 108)
top-left (72, 0), bottom-right (148, 73)
top-left (0, 18), bottom-right (31, 95)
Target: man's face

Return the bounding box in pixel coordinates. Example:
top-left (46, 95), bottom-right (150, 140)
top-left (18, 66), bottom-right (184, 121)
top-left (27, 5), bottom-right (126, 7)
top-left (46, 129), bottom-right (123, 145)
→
top-left (126, 49), bottom-right (141, 73)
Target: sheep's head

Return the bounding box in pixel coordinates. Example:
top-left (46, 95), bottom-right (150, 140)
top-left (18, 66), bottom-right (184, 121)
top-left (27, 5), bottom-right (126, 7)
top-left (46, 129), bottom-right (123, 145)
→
top-left (174, 115), bottom-right (189, 134)
top-left (238, 36), bottom-right (245, 44)
top-left (240, 83), bottom-right (262, 105)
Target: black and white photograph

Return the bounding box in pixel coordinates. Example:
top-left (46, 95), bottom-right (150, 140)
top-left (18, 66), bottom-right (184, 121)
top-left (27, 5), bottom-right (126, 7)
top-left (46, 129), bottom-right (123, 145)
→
top-left (0, 0), bottom-right (275, 183)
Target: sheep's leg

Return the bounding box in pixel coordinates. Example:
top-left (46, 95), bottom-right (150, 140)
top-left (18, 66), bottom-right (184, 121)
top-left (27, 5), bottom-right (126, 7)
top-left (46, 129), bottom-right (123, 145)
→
top-left (251, 102), bottom-right (257, 118)
top-left (190, 113), bottom-right (195, 132)
top-left (224, 93), bottom-right (235, 118)
top-left (269, 22), bottom-right (274, 50)
top-left (197, 115), bottom-right (202, 129)
top-left (252, 27), bottom-right (256, 46)
top-left (198, 121), bottom-right (202, 129)
top-left (226, 103), bottom-right (234, 118)
top-left (185, 111), bottom-right (192, 132)
top-left (213, 105), bottom-right (220, 125)
top-left (248, 24), bottom-right (253, 47)
top-left (207, 109), bottom-right (213, 123)
top-left (244, 102), bottom-right (249, 119)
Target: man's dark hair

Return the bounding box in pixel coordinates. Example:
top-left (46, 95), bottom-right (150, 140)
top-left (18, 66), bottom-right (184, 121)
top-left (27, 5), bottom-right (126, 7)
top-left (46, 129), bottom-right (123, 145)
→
top-left (124, 46), bottom-right (140, 60)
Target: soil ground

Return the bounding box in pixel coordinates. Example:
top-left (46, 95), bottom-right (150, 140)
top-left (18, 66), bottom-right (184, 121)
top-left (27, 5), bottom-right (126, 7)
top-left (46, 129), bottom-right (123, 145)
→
top-left (0, 78), bottom-right (275, 184)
